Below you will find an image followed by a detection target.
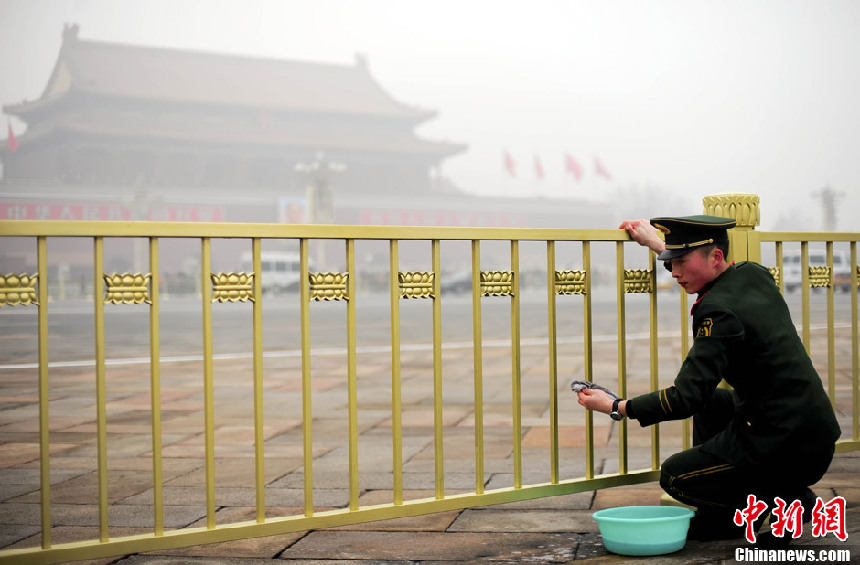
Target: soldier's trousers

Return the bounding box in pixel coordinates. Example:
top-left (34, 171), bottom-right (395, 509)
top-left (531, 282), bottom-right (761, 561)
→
top-left (658, 388), bottom-right (834, 523)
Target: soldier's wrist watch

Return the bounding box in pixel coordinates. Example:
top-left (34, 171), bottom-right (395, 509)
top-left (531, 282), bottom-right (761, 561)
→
top-left (610, 398), bottom-right (625, 421)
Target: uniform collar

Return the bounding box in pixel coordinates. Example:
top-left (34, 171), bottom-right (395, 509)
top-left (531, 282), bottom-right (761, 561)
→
top-left (691, 262), bottom-right (735, 316)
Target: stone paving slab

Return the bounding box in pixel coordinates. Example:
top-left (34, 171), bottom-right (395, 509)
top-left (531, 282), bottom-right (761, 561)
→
top-left (0, 501), bottom-right (207, 528)
top-left (126, 558), bottom-right (412, 565)
top-left (447, 508), bottom-right (598, 533)
top-left (0, 525), bottom-right (39, 551)
top-left (146, 531), bottom-right (307, 560)
top-left (592, 484), bottom-right (663, 510)
top-left (331, 510), bottom-right (460, 532)
top-left (8, 526), bottom-right (153, 550)
top-left (277, 530), bottom-right (581, 562)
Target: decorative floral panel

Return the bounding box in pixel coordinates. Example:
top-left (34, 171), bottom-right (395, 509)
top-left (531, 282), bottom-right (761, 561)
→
top-left (481, 271), bottom-right (513, 296)
top-left (555, 270), bottom-right (587, 295)
top-left (104, 273), bottom-right (151, 305)
top-left (624, 269), bottom-right (654, 294)
top-left (399, 271), bottom-right (434, 299)
top-left (768, 267), bottom-right (780, 287)
top-left (808, 266), bottom-right (832, 288)
top-left (0, 273), bottom-right (38, 306)
top-left (310, 272), bottom-right (349, 301)
top-left (211, 272), bottom-right (255, 303)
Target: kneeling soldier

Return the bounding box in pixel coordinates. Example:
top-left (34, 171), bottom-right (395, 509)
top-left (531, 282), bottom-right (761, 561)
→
top-left (577, 215), bottom-right (840, 543)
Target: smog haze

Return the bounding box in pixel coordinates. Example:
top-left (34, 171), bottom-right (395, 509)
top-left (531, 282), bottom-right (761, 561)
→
top-left (1, 0), bottom-right (858, 230)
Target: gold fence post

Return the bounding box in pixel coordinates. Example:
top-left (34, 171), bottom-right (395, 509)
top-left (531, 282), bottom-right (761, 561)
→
top-left (702, 193), bottom-right (761, 394)
top-left (702, 193), bottom-right (761, 263)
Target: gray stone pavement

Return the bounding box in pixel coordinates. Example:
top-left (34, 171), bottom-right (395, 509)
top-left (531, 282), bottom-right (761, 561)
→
top-left (1, 323), bottom-right (858, 564)
top-left (32, 451), bottom-right (860, 564)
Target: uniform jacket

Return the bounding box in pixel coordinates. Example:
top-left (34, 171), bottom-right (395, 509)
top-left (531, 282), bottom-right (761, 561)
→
top-left (629, 261), bottom-right (841, 467)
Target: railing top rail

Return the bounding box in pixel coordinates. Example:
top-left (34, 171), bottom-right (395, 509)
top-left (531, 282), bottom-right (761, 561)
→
top-left (0, 220), bottom-right (629, 242)
top-left (760, 231), bottom-right (860, 243)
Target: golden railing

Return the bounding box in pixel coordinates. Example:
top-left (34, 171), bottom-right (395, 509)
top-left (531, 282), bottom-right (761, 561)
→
top-left (0, 193), bottom-right (857, 564)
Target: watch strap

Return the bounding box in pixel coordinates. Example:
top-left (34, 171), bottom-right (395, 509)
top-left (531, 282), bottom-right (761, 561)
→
top-left (610, 398), bottom-right (625, 421)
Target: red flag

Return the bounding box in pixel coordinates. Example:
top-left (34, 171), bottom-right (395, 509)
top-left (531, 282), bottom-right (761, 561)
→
top-left (534, 155), bottom-right (544, 180)
top-left (503, 151), bottom-right (516, 177)
top-left (595, 157), bottom-right (612, 180)
top-left (7, 121), bottom-right (18, 153)
top-left (565, 154), bottom-right (583, 182)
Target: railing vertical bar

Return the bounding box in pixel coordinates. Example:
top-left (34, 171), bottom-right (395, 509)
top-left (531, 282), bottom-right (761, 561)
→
top-left (37, 236), bottom-right (51, 549)
top-left (680, 290), bottom-right (690, 451)
top-left (300, 238), bottom-right (314, 516)
top-left (545, 241), bottom-right (559, 485)
top-left (389, 240), bottom-right (404, 505)
top-left (851, 241), bottom-right (859, 441)
top-left (648, 250), bottom-right (660, 470)
top-left (346, 239), bottom-right (359, 511)
top-left (826, 242), bottom-right (836, 406)
top-left (149, 238), bottom-right (164, 535)
top-left (582, 241), bottom-right (594, 480)
top-left (432, 239), bottom-right (445, 499)
top-left (775, 242), bottom-right (784, 294)
top-left (200, 238), bottom-right (216, 529)
top-left (510, 240), bottom-right (522, 489)
top-left (251, 238), bottom-right (266, 522)
top-left (801, 241), bottom-right (811, 352)
top-left (93, 237), bottom-right (109, 541)
top-left (615, 242), bottom-right (628, 475)
top-left (471, 240), bottom-right (485, 494)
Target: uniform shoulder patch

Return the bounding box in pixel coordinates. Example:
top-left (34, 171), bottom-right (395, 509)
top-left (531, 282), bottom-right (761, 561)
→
top-left (696, 318), bottom-right (714, 337)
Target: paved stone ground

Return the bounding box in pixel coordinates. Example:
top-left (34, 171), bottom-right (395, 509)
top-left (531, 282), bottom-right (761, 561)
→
top-left (41, 450), bottom-right (849, 564)
top-left (1, 326), bottom-right (857, 564)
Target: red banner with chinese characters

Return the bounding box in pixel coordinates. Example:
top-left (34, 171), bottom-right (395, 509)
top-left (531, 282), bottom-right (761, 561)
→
top-left (360, 208), bottom-right (527, 228)
top-left (0, 202), bottom-right (223, 222)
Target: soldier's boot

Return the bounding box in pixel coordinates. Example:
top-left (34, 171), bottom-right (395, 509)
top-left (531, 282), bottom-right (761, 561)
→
top-left (754, 487), bottom-right (817, 548)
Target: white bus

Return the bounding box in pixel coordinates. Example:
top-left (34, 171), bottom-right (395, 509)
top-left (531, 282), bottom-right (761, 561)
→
top-left (783, 249), bottom-right (851, 293)
top-left (239, 251), bottom-right (310, 293)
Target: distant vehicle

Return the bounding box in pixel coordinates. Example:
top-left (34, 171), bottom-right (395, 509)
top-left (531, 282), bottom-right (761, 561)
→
top-left (782, 249), bottom-right (851, 293)
top-left (440, 271), bottom-right (475, 293)
top-left (239, 251), bottom-right (311, 293)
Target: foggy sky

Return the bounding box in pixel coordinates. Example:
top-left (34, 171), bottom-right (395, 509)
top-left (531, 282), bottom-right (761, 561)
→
top-left (1, 0), bottom-right (858, 231)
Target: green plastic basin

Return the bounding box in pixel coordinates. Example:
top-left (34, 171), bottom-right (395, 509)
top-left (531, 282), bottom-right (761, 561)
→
top-left (592, 505), bottom-right (694, 556)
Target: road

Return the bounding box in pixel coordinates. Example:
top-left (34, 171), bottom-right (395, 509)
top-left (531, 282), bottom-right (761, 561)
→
top-left (0, 284), bottom-right (853, 369)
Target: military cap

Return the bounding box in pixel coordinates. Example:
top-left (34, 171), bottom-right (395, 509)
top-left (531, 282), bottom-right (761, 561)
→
top-left (650, 215), bottom-right (736, 261)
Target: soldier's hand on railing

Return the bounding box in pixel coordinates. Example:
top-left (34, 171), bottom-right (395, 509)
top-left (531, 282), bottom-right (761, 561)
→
top-left (619, 219), bottom-right (665, 254)
top-left (575, 387), bottom-right (615, 415)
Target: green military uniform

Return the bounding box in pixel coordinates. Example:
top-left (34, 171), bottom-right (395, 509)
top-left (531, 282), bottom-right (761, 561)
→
top-left (624, 216), bottom-right (841, 539)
